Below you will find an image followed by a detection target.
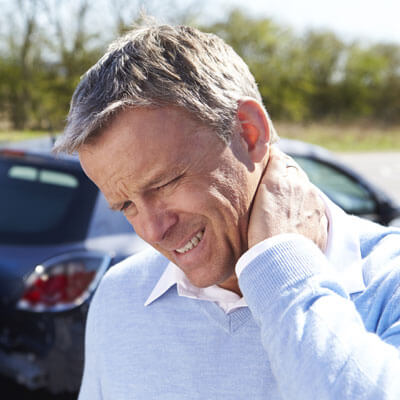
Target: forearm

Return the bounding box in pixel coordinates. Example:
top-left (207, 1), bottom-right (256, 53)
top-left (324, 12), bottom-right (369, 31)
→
top-left (238, 234), bottom-right (400, 400)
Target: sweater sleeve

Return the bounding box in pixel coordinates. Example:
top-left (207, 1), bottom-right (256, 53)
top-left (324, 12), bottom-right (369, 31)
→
top-left (238, 234), bottom-right (400, 400)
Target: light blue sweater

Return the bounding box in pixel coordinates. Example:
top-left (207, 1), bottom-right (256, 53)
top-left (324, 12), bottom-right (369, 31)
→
top-left (79, 217), bottom-right (400, 399)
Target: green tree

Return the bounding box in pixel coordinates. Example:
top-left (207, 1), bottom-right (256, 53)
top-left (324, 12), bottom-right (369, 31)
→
top-left (206, 10), bottom-right (307, 120)
top-left (339, 43), bottom-right (389, 119)
top-left (1, 2), bottom-right (400, 131)
top-left (369, 44), bottom-right (400, 123)
top-left (0, 0), bottom-right (42, 129)
top-left (37, 0), bottom-right (103, 130)
top-left (300, 31), bottom-right (345, 120)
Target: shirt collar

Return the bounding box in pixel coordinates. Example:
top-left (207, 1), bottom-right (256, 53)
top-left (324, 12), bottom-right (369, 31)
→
top-left (144, 263), bottom-right (181, 307)
top-left (144, 262), bottom-right (246, 312)
top-left (321, 191), bottom-right (365, 294)
top-left (145, 191), bottom-right (365, 307)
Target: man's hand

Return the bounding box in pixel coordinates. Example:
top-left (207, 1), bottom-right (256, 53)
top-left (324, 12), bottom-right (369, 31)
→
top-left (248, 146), bottom-right (328, 251)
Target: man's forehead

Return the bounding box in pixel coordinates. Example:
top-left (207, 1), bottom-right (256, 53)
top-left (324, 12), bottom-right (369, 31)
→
top-left (79, 106), bottom-right (225, 186)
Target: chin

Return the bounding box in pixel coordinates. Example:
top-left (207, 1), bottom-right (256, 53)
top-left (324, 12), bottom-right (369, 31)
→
top-left (186, 268), bottom-right (236, 290)
top-left (185, 274), bottom-right (216, 289)
top-left (182, 270), bottom-right (218, 288)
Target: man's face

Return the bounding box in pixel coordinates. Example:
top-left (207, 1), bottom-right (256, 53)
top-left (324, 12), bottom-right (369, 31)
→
top-left (79, 107), bottom-right (261, 293)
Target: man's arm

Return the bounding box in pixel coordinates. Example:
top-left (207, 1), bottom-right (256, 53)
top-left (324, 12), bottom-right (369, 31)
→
top-left (239, 233), bottom-right (400, 399)
top-left (241, 148), bottom-right (400, 399)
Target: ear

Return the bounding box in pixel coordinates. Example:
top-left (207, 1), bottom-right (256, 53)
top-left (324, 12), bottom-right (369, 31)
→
top-left (237, 98), bottom-right (270, 163)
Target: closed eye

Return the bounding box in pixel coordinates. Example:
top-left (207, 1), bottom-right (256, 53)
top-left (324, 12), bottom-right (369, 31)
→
top-left (120, 200), bottom-right (133, 212)
top-left (155, 174), bottom-right (182, 191)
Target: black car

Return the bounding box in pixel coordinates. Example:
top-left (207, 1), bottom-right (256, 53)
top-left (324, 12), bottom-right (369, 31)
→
top-left (0, 137), bottom-right (149, 395)
top-left (0, 136), bottom-right (399, 396)
top-left (278, 138), bottom-right (400, 226)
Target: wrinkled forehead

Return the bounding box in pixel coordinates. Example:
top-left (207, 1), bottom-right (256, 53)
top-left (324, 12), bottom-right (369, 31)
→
top-left (78, 106), bottom-right (226, 185)
top-left (86, 105), bottom-right (218, 147)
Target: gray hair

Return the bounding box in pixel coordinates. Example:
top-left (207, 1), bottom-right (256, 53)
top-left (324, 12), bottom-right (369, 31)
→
top-left (54, 22), bottom-right (277, 154)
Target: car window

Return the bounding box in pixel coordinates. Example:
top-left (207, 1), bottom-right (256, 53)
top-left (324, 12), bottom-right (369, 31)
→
top-left (0, 157), bottom-right (98, 245)
top-left (9, 165), bottom-right (79, 187)
top-left (292, 156), bottom-right (377, 215)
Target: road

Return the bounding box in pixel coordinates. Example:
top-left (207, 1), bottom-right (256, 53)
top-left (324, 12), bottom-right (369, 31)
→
top-left (0, 376), bottom-right (75, 400)
top-left (336, 152), bottom-right (400, 201)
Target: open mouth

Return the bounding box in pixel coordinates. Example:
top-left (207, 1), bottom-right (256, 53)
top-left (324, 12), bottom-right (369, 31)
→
top-left (175, 230), bottom-right (204, 254)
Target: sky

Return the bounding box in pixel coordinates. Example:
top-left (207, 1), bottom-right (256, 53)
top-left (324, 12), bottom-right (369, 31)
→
top-left (208, 0), bottom-right (400, 45)
top-left (1, 0), bottom-right (398, 51)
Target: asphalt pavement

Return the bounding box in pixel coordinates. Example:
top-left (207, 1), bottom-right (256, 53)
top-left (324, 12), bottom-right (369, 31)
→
top-left (336, 152), bottom-right (400, 201)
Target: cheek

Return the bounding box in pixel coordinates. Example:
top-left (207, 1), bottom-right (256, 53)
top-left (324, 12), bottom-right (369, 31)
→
top-left (173, 178), bottom-right (248, 223)
top-left (171, 184), bottom-right (216, 212)
top-left (211, 170), bottom-right (251, 217)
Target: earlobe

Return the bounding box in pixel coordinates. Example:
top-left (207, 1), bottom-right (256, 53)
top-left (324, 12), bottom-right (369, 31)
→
top-left (237, 99), bottom-right (270, 163)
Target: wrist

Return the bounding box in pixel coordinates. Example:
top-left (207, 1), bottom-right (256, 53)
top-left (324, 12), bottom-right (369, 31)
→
top-left (236, 233), bottom-right (315, 278)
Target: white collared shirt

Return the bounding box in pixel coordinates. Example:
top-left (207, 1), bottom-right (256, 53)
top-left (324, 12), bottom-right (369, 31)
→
top-left (145, 193), bottom-right (365, 313)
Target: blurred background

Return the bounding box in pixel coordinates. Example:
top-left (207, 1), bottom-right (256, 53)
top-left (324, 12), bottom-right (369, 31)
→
top-left (0, 0), bottom-right (399, 151)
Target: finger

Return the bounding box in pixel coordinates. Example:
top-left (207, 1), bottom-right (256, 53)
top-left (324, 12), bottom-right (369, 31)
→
top-left (264, 146), bottom-right (290, 177)
top-left (283, 155), bottom-right (309, 181)
top-left (267, 147), bottom-right (307, 181)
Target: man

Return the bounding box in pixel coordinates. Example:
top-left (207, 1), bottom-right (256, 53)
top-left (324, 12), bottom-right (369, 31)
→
top-left (54, 22), bottom-right (400, 399)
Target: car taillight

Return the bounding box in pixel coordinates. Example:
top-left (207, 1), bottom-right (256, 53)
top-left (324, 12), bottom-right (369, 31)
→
top-left (0, 149), bottom-right (26, 158)
top-left (17, 251), bottom-right (111, 312)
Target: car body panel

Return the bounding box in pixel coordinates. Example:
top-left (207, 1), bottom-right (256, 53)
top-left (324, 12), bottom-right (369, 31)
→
top-left (278, 138), bottom-right (400, 225)
top-left (0, 138), bottom-right (149, 393)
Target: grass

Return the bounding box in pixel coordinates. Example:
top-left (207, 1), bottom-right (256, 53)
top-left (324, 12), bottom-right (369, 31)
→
top-left (2, 124), bottom-right (400, 152)
top-left (0, 130), bottom-right (49, 143)
top-left (275, 122), bottom-right (400, 152)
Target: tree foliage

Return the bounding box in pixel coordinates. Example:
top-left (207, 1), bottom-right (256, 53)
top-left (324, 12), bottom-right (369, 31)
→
top-left (205, 10), bottom-right (400, 125)
top-left (0, 3), bottom-right (399, 131)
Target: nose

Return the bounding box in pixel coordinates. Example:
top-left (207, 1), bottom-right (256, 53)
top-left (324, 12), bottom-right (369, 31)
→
top-left (129, 201), bottom-right (178, 245)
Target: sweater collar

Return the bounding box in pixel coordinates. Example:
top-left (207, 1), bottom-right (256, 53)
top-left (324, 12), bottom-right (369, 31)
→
top-left (145, 192), bottom-right (365, 308)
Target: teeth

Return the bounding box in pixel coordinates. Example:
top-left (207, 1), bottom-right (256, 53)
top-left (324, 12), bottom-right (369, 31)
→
top-left (176, 231), bottom-right (204, 254)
